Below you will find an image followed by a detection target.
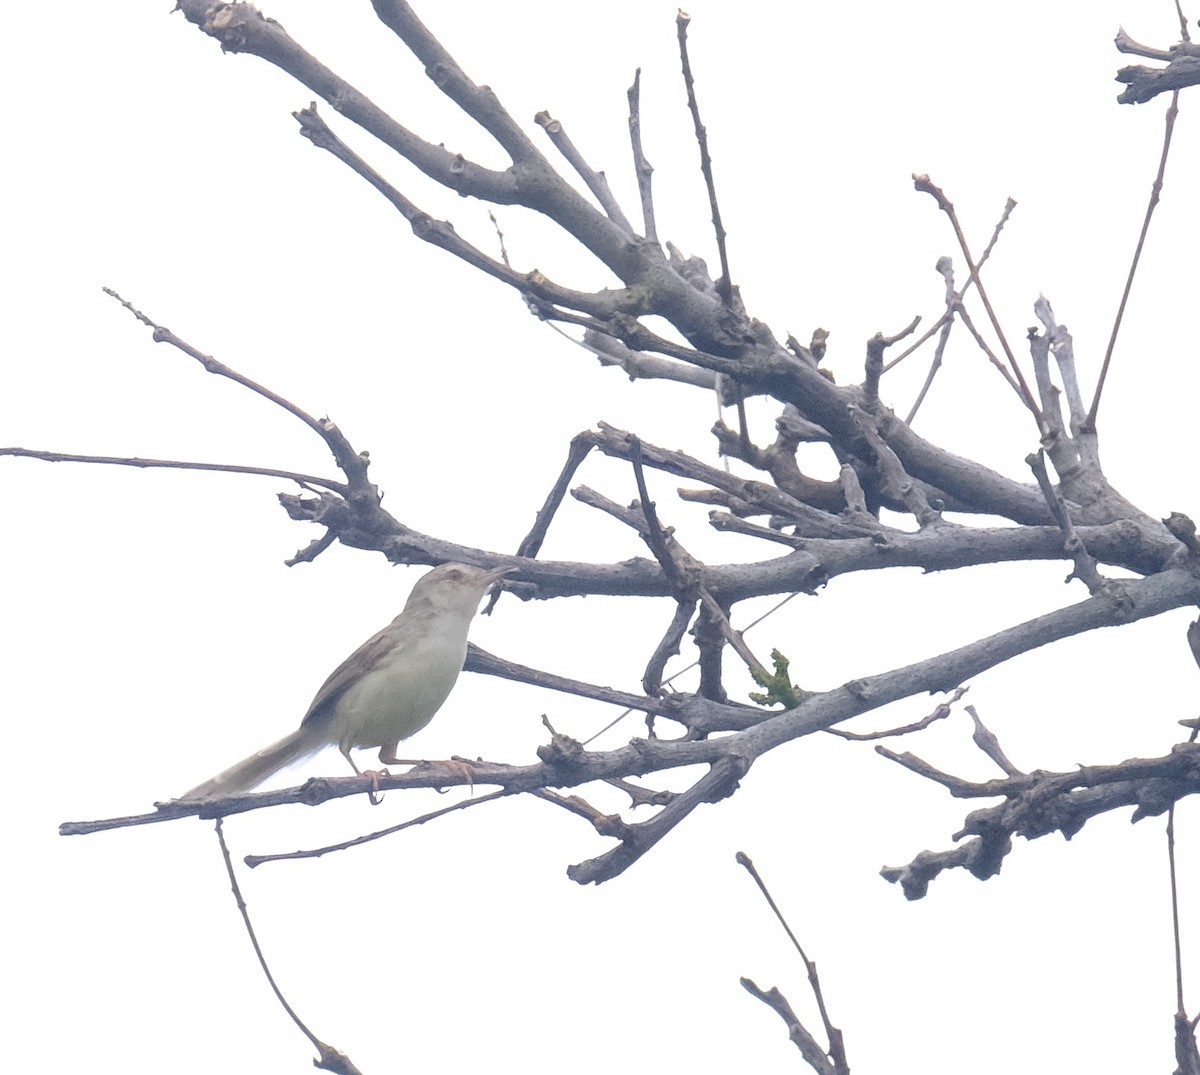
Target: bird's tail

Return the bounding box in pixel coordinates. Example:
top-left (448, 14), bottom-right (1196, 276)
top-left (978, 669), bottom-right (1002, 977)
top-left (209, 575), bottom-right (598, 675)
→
top-left (178, 725), bottom-right (327, 801)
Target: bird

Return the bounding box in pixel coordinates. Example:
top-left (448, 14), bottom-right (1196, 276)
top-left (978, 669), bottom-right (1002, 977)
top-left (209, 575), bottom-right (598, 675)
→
top-left (179, 562), bottom-right (513, 800)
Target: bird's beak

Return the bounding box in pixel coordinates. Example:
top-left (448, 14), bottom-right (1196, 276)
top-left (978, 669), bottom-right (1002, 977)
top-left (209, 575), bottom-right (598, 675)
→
top-left (480, 566), bottom-right (517, 588)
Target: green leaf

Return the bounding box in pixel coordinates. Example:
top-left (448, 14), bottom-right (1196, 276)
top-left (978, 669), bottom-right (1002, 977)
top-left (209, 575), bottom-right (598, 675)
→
top-left (748, 648), bottom-right (811, 708)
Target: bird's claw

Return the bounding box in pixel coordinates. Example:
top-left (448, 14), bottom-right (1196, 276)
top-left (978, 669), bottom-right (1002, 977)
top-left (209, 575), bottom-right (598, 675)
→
top-left (359, 768), bottom-right (391, 805)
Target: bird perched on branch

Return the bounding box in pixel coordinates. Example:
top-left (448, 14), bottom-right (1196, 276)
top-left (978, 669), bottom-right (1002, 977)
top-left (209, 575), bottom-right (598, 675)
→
top-left (180, 562), bottom-right (513, 801)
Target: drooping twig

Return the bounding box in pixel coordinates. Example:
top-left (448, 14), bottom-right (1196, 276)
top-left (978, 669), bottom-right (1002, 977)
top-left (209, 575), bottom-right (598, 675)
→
top-left (212, 820), bottom-right (363, 1075)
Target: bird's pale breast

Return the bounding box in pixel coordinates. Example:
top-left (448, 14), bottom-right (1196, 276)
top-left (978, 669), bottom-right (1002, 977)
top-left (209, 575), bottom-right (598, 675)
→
top-left (332, 629), bottom-right (469, 750)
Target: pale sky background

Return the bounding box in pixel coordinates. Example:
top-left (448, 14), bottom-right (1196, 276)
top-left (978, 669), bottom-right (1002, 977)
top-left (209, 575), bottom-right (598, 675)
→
top-left (5, 2), bottom-right (1200, 1072)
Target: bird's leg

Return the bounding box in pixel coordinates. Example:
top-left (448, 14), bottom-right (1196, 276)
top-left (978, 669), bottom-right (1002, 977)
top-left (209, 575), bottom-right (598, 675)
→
top-left (342, 745), bottom-right (386, 805)
top-left (379, 747), bottom-right (476, 794)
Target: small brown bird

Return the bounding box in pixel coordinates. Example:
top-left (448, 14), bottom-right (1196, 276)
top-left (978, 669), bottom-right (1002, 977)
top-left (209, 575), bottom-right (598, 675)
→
top-left (180, 562), bottom-right (512, 800)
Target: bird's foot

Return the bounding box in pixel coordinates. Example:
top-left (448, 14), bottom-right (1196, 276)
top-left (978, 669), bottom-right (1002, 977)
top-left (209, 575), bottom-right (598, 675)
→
top-left (378, 756), bottom-right (476, 795)
top-left (358, 768), bottom-right (391, 805)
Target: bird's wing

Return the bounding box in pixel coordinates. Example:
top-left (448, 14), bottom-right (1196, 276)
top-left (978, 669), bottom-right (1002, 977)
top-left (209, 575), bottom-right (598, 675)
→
top-left (299, 618), bottom-right (403, 732)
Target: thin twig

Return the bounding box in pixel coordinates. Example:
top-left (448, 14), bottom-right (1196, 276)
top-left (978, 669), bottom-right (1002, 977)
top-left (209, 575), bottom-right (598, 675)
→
top-left (956, 302), bottom-right (1024, 400)
top-left (102, 288), bottom-right (372, 493)
top-left (1026, 449), bottom-right (1105, 592)
top-left (676, 11), bottom-right (732, 305)
top-left (244, 788), bottom-right (515, 867)
top-left (511, 434), bottom-right (595, 560)
top-left (627, 68), bottom-right (658, 242)
top-left (904, 257), bottom-right (957, 423)
top-left (828, 687), bottom-right (967, 740)
top-left (102, 289), bottom-right (326, 435)
top-left (630, 437), bottom-right (689, 592)
top-left (1174, 0), bottom-right (1192, 43)
top-left (212, 820), bottom-right (363, 1075)
top-left (1168, 802), bottom-right (1186, 1012)
top-left (911, 177), bottom-right (1042, 424)
top-left (1086, 90), bottom-right (1180, 432)
top-left (487, 210), bottom-right (511, 267)
top-left (0, 447), bottom-right (345, 493)
top-left (697, 589), bottom-right (771, 681)
top-left (887, 197), bottom-right (1016, 373)
top-left (737, 852), bottom-right (849, 1074)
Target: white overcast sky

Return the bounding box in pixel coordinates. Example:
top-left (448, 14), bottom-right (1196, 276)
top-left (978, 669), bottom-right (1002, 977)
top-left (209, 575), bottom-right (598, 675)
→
top-left (5, 2), bottom-right (1200, 1073)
